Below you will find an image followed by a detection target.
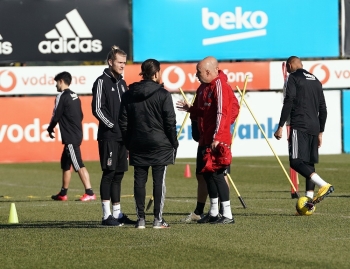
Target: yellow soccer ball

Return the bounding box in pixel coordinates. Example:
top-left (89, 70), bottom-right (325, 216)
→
top-left (296, 196), bottom-right (316, 216)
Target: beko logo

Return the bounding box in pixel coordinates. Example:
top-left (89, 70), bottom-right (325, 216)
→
top-left (202, 7), bottom-right (268, 45)
top-left (38, 9), bottom-right (102, 54)
top-left (0, 34), bottom-right (13, 55)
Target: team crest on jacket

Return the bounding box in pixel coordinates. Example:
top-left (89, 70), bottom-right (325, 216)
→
top-left (111, 87), bottom-right (115, 91)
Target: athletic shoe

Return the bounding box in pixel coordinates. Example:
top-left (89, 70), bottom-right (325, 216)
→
top-left (313, 184), bottom-right (334, 204)
top-left (101, 215), bottom-right (123, 226)
top-left (153, 218), bottom-right (170, 229)
top-left (210, 216), bottom-right (235, 224)
top-left (135, 218), bottom-right (146, 229)
top-left (181, 212), bottom-right (203, 223)
top-left (118, 214), bottom-right (137, 225)
top-left (51, 193), bottom-right (67, 201)
top-left (79, 193), bottom-right (96, 202)
top-left (197, 213), bottom-right (219, 224)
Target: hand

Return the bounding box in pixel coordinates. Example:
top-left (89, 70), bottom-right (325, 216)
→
top-left (47, 129), bottom-right (55, 139)
top-left (274, 127), bottom-right (283, 140)
top-left (318, 133), bottom-right (323, 148)
top-left (211, 140), bottom-right (219, 151)
top-left (176, 100), bottom-right (191, 112)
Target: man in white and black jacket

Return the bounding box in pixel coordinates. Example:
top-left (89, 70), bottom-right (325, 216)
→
top-left (92, 46), bottom-right (135, 226)
top-left (119, 59), bottom-right (178, 229)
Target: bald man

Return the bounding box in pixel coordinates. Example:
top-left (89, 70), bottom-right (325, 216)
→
top-left (177, 56), bottom-right (239, 224)
top-left (274, 56), bottom-right (333, 207)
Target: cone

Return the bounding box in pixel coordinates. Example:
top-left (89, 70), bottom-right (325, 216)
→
top-left (184, 164), bottom-right (191, 178)
top-left (8, 203), bottom-right (19, 224)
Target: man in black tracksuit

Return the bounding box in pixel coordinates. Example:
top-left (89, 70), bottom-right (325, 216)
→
top-left (92, 46), bottom-right (135, 226)
top-left (48, 71), bottom-right (95, 202)
top-left (274, 56), bottom-right (334, 206)
top-left (119, 59), bottom-right (178, 229)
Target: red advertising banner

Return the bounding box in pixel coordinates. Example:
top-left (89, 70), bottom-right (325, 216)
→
top-left (124, 62), bottom-right (270, 91)
top-left (0, 96), bottom-right (99, 163)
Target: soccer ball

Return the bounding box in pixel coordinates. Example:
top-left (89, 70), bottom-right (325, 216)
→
top-left (296, 196), bottom-right (316, 216)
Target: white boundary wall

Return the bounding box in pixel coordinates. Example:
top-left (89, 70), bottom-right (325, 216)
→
top-left (173, 91), bottom-right (341, 158)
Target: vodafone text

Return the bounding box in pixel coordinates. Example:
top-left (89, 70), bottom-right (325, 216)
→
top-left (20, 74), bottom-right (86, 86)
top-left (0, 119), bottom-right (97, 143)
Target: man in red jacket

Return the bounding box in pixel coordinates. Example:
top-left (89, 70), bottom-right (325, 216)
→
top-left (177, 56), bottom-right (239, 224)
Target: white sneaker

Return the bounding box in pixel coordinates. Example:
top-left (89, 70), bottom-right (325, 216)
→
top-left (181, 212), bottom-right (203, 223)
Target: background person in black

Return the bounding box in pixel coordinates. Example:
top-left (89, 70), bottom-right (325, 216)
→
top-left (274, 56), bottom-right (334, 205)
top-left (48, 72), bottom-right (96, 202)
top-left (119, 59), bottom-right (178, 229)
top-left (92, 46), bottom-right (135, 226)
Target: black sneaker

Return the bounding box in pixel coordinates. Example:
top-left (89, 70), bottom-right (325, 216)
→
top-left (197, 214), bottom-right (219, 224)
top-left (153, 218), bottom-right (170, 229)
top-left (118, 214), bottom-right (137, 225)
top-left (101, 215), bottom-right (123, 226)
top-left (210, 216), bottom-right (235, 224)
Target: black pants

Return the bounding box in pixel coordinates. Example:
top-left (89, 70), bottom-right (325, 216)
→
top-left (134, 165), bottom-right (167, 220)
top-left (203, 168), bottom-right (230, 202)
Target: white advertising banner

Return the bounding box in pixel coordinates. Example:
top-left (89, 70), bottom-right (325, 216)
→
top-left (0, 65), bottom-right (104, 95)
top-left (270, 60), bottom-right (350, 90)
top-left (173, 91), bottom-right (341, 158)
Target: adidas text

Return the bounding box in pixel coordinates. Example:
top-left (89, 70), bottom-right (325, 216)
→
top-left (38, 38), bottom-right (102, 54)
top-left (0, 41), bottom-right (13, 55)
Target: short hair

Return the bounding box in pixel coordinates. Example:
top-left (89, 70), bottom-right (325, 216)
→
top-left (54, 71), bottom-right (72, 86)
top-left (286, 56), bottom-right (299, 65)
top-left (139, 59), bottom-right (160, 80)
top-left (106, 45), bottom-right (127, 63)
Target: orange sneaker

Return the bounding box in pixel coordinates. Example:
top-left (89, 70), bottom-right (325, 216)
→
top-left (79, 193), bottom-right (96, 201)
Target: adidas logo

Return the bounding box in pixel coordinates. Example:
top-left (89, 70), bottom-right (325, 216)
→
top-left (303, 72), bottom-right (316, 80)
top-left (38, 9), bottom-right (102, 54)
top-left (0, 34), bottom-right (13, 55)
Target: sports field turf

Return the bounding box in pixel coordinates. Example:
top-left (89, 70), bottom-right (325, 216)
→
top-left (0, 155), bottom-right (349, 269)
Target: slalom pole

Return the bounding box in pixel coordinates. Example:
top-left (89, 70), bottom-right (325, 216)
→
top-left (228, 75), bottom-right (249, 208)
top-left (235, 86), bottom-right (297, 192)
top-left (232, 75), bottom-right (248, 146)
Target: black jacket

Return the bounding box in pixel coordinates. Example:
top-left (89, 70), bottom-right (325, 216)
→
top-left (47, 89), bottom-right (83, 145)
top-left (278, 68), bottom-right (327, 135)
top-left (91, 68), bottom-right (127, 141)
top-left (119, 80), bottom-right (178, 166)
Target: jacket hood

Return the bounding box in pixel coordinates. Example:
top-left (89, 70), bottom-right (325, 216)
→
top-left (103, 68), bottom-right (123, 82)
top-left (210, 70), bottom-right (228, 85)
top-left (128, 80), bottom-right (163, 100)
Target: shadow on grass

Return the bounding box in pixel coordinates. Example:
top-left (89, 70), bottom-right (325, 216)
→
top-left (0, 221), bottom-right (106, 229)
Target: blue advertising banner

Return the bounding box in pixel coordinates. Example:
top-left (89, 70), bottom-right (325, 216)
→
top-left (133, 0), bottom-right (339, 62)
top-left (343, 90), bottom-right (350, 153)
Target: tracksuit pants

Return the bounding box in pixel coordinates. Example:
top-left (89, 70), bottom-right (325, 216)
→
top-left (134, 165), bottom-right (167, 220)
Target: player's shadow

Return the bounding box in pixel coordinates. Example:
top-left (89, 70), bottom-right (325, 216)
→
top-left (0, 221), bottom-right (103, 229)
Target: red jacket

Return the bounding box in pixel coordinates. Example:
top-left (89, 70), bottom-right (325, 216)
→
top-left (189, 71), bottom-right (239, 146)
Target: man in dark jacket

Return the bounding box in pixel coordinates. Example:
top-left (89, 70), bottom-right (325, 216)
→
top-left (119, 59), bottom-right (178, 229)
top-left (92, 46), bottom-right (135, 226)
top-left (274, 56), bottom-right (334, 206)
top-left (48, 71), bottom-right (96, 202)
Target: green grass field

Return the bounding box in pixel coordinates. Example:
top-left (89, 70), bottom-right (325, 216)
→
top-left (0, 155), bottom-right (349, 269)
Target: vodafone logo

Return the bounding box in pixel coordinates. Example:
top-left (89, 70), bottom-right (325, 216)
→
top-left (309, 64), bottom-right (330, 84)
top-left (162, 66), bottom-right (187, 90)
top-left (0, 70), bottom-right (17, 92)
